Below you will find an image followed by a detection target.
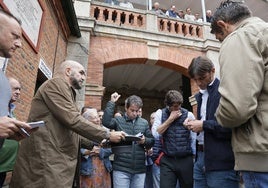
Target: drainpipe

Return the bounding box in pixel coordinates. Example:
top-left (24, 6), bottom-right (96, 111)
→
top-left (201, 0), bottom-right (207, 22)
top-left (148, 0), bottom-right (152, 10)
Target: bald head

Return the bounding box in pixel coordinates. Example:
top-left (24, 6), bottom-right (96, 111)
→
top-left (0, 10), bottom-right (21, 25)
top-left (0, 10), bottom-right (22, 58)
top-left (56, 60), bottom-right (83, 74)
top-left (8, 77), bottom-right (21, 103)
top-left (55, 60), bottom-right (86, 90)
top-left (154, 2), bottom-right (160, 9)
top-left (206, 10), bottom-right (212, 16)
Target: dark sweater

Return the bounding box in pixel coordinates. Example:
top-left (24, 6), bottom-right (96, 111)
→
top-left (195, 78), bottom-right (235, 171)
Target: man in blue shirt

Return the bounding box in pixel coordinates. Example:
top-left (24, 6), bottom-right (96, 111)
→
top-left (0, 10), bottom-right (31, 145)
top-left (165, 5), bottom-right (178, 18)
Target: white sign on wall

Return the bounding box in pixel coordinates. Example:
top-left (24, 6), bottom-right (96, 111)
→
top-left (0, 57), bottom-right (8, 73)
top-left (2, 0), bottom-right (44, 51)
top-left (39, 59), bottom-right (52, 79)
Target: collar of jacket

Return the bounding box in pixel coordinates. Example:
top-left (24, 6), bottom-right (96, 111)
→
top-left (124, 114), bottom-right (138, 122)
top-left (207, 78), bottom-right (219, 94)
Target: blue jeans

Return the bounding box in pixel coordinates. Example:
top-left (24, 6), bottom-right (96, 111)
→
top-left (113, 170), bottom-right (146, 188)
top-left (241, 171), bottom-right (268, 188)
top-left (194, 151), bottom-right (239, 188)
top-left (152, 163), bottom-right (160, 188)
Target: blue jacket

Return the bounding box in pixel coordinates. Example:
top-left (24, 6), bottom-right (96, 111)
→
top-left (151, 136), bottom-right (162, 162)
top-left (161, 107), bottom-right (192, 157)
top-left (195, 78), bottom-right (235, 171)
top-left (166, 10), bottom-right (177, 18)
top-left (80, 147), bottom-right (112, 176)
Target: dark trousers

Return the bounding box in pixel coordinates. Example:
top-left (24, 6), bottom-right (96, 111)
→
top-left (0, 172), bottom-right (6, 188)
top-left (160, 155), bottom-right (193, 188)
top-left (144, 165), bottom-right (153, 188)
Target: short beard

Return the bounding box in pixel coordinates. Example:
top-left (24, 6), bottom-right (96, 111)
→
top-left (70, 76), bottom-right (81, 90)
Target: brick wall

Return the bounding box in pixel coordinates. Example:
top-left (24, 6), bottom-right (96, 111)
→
top-left (2, 1), bottom-right (203, 121)
top-left (3, 0), bottom-right (69, 121)
top-left (86, 35), bottom-right (202, 117)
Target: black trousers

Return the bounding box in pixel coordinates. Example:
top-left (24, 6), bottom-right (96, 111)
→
top-left (160, 155), bottom-right (193, 188)
top-left (0, 172), bottom-right (6, 188)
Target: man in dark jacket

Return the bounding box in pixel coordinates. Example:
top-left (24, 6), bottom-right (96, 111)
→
top-left (102, 92), bottom-right (154, 188)
top-left (185, 56), bottom-right (239, 188)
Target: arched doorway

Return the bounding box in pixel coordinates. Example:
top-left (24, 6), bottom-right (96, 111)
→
top-left (101, 62), bottom-right (192, 121)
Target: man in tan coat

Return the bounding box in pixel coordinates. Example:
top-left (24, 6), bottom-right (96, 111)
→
top-left (10, 60), bottom-right (125, 188)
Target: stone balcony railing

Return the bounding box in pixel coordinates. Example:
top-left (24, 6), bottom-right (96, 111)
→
top-left (158, 18), bottom-right (203, 38)
top-left (90, 1), bottom-right (204, 39)
top-left (91, 5), bottom-right (146, 28)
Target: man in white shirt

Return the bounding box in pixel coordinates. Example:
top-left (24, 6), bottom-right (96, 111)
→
top-left (119, 0), bottom-right (133, 9)
top-left (152, 90), bottom-right (196, 188)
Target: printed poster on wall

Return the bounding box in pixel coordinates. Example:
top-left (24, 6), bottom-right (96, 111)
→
top-left (2, 0), bottom-right (44, 52)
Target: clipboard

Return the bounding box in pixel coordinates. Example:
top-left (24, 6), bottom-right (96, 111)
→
top-left (125, 135), bottom-right (142, 142)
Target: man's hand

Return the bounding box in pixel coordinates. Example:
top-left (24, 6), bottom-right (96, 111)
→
top-left (137, 135), bottom-right (145, 145)
top-left (109, 131), bottom-right (126, 143)
top-left (185, 119), bottom-right (203, 133)
top-left (157, 110), bottom-right (182, 135)
top-left (146, 148), bottom-right (153, 156)
top-left (183, 118), bottom-right (191, 129)
top-left (0, 116), bottom-right (32, 140)
top-left (168, 110), bottom-right (182, 122)
top-left (111, 92), bottom-right (121, 103)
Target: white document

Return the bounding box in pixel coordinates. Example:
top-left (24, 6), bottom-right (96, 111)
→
top-left (28, 120), bottom-right (45, 128)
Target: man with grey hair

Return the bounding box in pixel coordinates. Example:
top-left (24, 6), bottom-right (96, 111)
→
top-left (166, 5), bottom-right (178, 18)
top-left (10, 60), bottom-right (126, 188)
top-left (205, 10), bottom-right (212, 23)
top-left (152, 2), bottom-right (165, 16)
top-left (119, 0), bottom-right (134, 9)
top-left (0, 77), bottom-right (22, 187)
top-left (211, 0), bottom-right (268, 187)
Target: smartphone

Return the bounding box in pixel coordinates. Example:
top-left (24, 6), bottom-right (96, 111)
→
top-left (20, 127), bottom-right (30, 137)
top-left (28, 121), bottom-right (45, 128)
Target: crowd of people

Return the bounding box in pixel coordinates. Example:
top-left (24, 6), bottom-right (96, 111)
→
top-left (104, 0), bottom-right (213, 23)
top-left (1, 0), bottom-right (268, 188)
top-left (154, 2), bottom-right (213, 23)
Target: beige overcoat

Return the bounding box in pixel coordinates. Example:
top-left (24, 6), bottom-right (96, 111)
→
top-left (10, 77), bottom-right (108, 188)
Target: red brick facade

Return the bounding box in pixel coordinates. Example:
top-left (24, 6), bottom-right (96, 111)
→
top-left (86, 35), bottom-right (201, 118)
top-left (2, 0), bottom-right (69, 121)
top-left (2, 1), bottom-right (201, 121)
